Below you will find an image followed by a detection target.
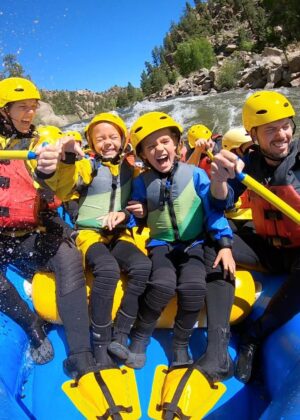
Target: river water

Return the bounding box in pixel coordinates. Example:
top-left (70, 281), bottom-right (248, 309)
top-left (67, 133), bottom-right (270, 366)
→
top-left (67, 87), bottom-right (300, 138)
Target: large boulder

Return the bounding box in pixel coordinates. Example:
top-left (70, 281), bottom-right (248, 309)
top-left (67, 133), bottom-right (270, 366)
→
top-left (35, 101), bottom-right (78, 127)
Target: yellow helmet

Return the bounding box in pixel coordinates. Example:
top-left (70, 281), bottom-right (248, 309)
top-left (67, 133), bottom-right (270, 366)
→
top-left (64, 130), bottom-right (83, 143)
top-left (222, 127), bottom-right (252, 151)
top-left (85, 112), bottom-right (128, 150)
top-left (130, 112), bottom-right (183, 153)
top-left (0, 77), bottom-right (41, 108)
top-left (242, 90), bottom-right (295, 132)
top-left (36, 125), bottom-right (63, 144)
top-left (187, 124), bottom-right (212, 149)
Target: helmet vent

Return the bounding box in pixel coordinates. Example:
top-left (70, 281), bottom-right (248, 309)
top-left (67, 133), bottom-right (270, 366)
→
top-left (159, 116), bottom-right (167, 120)
top-left (256, 110), bottom-right (267, 115)
top-left (14, 87), bottom-right (24, 92)
top-left (284, 102), bottom-right (289, 107)
top-left (134, 126), bottom-right (143, 133)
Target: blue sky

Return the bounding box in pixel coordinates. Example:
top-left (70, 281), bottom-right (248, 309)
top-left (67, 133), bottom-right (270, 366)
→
top-left (0, 0), bottom-right (190, 92)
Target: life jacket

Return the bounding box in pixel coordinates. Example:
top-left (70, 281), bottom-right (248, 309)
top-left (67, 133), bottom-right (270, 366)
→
top-left (246, 142), bottom-right (300, 247)
top-left (197, 137), bottom-right (222, 176)
top-left (142, 162), bottom-right (204, 242)
top-left (0, 160), bottom-right (39, 229)
top-left (76, 159), bottom-right (133, 230)
top-left (199, 156), bottom-right (211, 177)
top-left (225, 189), bottom-right (252, 220)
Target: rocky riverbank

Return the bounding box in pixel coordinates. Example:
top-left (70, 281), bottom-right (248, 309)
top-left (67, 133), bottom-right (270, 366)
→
top-left (147, 44), bottom-right (300, 101)
top-left (35, 43), bottom-right (300, 127)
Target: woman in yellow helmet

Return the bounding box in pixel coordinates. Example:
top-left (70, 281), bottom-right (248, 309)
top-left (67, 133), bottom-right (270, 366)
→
top-left (50, 112), bottom-right (152, 368)
top-left (110, 111), bottom-right (235, 383)
top-left (210, 90), bottom-right (300, 383)
top-left (0, 78), bottom-right (97, 378)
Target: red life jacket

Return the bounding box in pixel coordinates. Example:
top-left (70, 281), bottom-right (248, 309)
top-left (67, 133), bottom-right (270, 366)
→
top-left (0, 160), bottom-right (40, 229)
top-left (199, 156), bottom-right (211, 177)
top-left (250, 184), bottom-right (300, 248)
top-left (240, 189), bottom-right (251, 209)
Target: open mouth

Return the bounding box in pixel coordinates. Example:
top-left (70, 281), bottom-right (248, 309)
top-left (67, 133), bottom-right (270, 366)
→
top-left (156, 156), bottom-right (169, 165)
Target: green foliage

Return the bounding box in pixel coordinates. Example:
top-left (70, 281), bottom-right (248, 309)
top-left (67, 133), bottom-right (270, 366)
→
top-left (140, 70), bottom-right (152, 96)
top-left (0, 54), bottom-right (27, 80)
top-left (50, 91), bottom-right (77, 115)
top-left (216, 57), bottom-right (244, 89)
top-left (166, 69), bottom-right (179, 85)
top-left (174, 38), bottom-right (215, 77)
top-left (116, 83), bottom-right (144, 108)
top-left (263, 0), bottom-right (300, 45)
top-left (238, 28), bottom-right (255, 51)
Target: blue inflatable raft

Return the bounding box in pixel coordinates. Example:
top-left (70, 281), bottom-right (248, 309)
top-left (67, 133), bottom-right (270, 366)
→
top-left (1, 265), bottom-right (300, 419)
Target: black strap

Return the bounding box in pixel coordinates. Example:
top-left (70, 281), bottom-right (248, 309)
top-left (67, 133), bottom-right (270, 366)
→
top-left (109, 175), bottom-right (118, 213)
top-left (264, 209), bottom-right (283, 221)
top-left (165, 165), bottom-right (180, 241)
top-left (0, 176), bottom-right (10, 188)
top-left (267, 236), bottom-right (291, 247)
top-left (157, 367), bottom-right (194, 420)
top-left (0, 206), bottom-right (9, 217)
top-left (93, 371), bottom-right (132, 420)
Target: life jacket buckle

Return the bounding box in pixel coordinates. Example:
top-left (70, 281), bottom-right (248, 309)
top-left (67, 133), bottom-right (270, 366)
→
top-left (264, 209), bottom-right (282, 221)
top-left (269, 236), bottom-right (291, 247)
top-left (0, 206), bottom-right (9, 217)
top-left (0, 176), bottom-right (10, 189)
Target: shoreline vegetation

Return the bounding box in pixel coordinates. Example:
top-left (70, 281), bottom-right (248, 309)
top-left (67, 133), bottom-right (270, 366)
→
top-left (1, 0), bottom-right (300, 127)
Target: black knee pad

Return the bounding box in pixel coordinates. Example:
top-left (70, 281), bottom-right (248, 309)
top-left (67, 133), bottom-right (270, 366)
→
top-left (144, 283), bottom-right (176, 313)
top-left (177, 281), bottom-right (206, 312)
top-left (50, 242), bottom-right (85, 296)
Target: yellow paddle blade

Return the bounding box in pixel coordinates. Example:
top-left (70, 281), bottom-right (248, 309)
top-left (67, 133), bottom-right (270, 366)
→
top-left (62, 367), bottom-right (141, 419)
top-left (148, 365), bottom-right (227, 420)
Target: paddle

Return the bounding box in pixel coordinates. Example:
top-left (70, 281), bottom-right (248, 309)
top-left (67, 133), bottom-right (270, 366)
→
top-left (0, 150), bottom-right (37, 160)
top-left (206, 150), bottom-right (300, 225)
top-left (0, 141), bottom-right (50, 160)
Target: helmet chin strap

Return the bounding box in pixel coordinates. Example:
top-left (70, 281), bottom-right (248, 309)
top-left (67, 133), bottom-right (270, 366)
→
top-left (0, 108), bottom-right (34, 139)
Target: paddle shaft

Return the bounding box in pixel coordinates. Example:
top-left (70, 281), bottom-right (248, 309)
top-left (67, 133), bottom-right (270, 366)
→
top-left (207, 150), bottom-right (300, 225)
top-left (0, 150), bottom-right (37, 160)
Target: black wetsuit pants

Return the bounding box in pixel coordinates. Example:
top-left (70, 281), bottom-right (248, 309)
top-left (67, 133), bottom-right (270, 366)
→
top-left (137, 241), bottom-right (235, 332)
top-left (232, 232), bottom-right (300, 339)
top-left (86, 240), bottom-right (152, 326)
top-left (0, 232), bottom-right (92, 356)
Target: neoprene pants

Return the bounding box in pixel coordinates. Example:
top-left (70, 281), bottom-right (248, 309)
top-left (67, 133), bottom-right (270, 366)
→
top-left (0, 232), bottom-right (91, 355)
top-left (137, 241), bottom-right (234, 331)
top-left (86, 240), bottom-right (151, 326)
top-left (232, 232), bottom-right (300, 339)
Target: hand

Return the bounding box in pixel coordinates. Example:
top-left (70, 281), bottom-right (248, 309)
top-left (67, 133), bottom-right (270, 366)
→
top-left (126, 200), bottom-right (147, 218)
top-left (58, 136), bottom-right (85, 161)
top-left (194, 138), bottom-right (209, 153)
top-left (213, 248), bottom-right (236, 281)
top-left (195, 138), bottom-right (215, 153)
top-left (98, 211), bottom-right (126, 230)
top-left (36, 143), bottom-right (61, 174)
top-left (211, 150), bottom-right (245, 182)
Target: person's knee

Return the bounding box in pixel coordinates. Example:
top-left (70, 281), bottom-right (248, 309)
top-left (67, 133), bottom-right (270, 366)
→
top-left (50, 243), bottom-right (85, 296)
top-left (177, 281), bottom-right (206, 311)
top-left (144, 282), bottom-right (176, 312)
